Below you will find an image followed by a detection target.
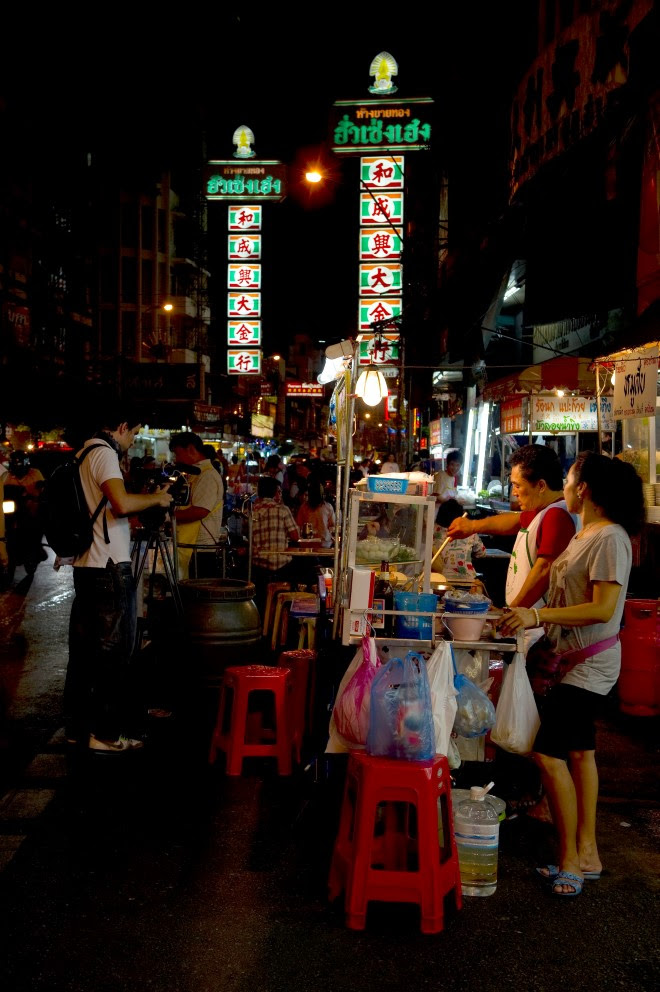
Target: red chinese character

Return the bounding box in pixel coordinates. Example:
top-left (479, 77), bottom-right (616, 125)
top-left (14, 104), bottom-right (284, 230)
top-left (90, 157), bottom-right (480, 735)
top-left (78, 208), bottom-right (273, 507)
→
top-left (371, 341), bottom-right (390, 362)
top-left (372, 162), bottom-right (394, 183)
top-left (236, 324), bottom-right (252, 341)
top-left (237, 210), bottom-right (254, 226)
top-left (371, 196), bottom-right (392, 221)
top-left (369, 266), bottom-right (391, 290)
top-left (369, 302), bottom-right (391, 323)
top-left (235, 295), bottom-right (252, 312)
top-left (237, 238), bottom-right (252, 255)
top-left (236, 353), bottom-right (252, 371)
top-left (236, 268), bottom-right (253, 285)
top-left (371, 233), bottom-right (392, 255)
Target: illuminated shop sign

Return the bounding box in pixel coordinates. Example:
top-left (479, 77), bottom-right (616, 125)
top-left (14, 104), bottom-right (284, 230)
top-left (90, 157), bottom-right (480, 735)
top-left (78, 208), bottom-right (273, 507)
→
top-left (359, 263), bottom-right (402, 296)
top-left (358, 299), bottom-right (403, 332)
top-left (286, 382), bottom-right (325, 397)
top-left (360, 156), bottom-right (404, 189)
top-left (228, 205), bottom-right (262, 230)
top-left (228, 234), bottom-right (261, 259)
top-left (359, 227), bottom-right (403, 260)
top-left (228, 293), bottom-right (261, 318)
top-left (228, 321), bottom-right (261, 346)
top-left (359, 191), bottom-right (403, 225)
top-left (205, 162), bottom-right (286, 202)
top-left (227, 264), bottom-right (262, 290)
top-left (357, 333), bottom-right (400, 365)
top-left (530, 395), bottom-right (616, 432)
top-left (331, 97), bottom-right (433, 154)
top-left (228, 349), bottom-right (262, 374)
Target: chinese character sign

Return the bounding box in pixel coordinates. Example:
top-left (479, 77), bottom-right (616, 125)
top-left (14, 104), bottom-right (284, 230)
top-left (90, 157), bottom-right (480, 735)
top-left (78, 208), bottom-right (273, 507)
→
top-left (228, 321), bottom-right (261, 346)
top-left (357, 333), bottom-right (400, 365)
top-left (359, 263), bottom-right (403, 296)
top-left (360, 156), bottom-right (404, 189)
top-left (228, 235), bottom-right (261, 259)
top-left (359, 191), bottom-right (404, 225)
top-left (228, 264), bottom-right (262, 290)
top-left (228, 205), bottom-right (262, 230)
top-left (358, 300), bottom-right (402, 332)
top-left (228, 292), bottom-right (261, 318)
top-left (359, 227), bottom-right (403, 260)
top-left (228, 349), bottom-right (261, 374)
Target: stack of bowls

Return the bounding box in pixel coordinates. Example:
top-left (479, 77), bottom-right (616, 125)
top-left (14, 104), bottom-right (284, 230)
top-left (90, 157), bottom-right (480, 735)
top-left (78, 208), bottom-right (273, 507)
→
top-left (442, 591), bottom-right (491, 641)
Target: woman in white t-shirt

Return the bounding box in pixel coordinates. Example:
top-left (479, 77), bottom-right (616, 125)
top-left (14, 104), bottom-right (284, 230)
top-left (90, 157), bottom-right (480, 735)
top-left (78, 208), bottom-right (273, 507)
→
top-left (433, 450), bottom-right (463, 503)
top-left (498, 452), bottom-right (645, 898)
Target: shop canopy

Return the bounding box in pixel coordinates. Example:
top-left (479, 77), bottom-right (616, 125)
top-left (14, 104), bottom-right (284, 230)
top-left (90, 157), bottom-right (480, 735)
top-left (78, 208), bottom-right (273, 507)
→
top-left (483, 356), bottom-right (598, 403)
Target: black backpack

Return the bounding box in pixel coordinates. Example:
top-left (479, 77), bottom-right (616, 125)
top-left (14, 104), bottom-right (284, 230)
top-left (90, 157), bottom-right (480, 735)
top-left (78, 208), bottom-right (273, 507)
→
top-left (43, 444), bottom-right (109, 558)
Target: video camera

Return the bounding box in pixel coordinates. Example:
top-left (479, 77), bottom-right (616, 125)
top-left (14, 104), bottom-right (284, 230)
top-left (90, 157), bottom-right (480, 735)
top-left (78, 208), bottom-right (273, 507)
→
top-left (138, 469), bottom-right (192, 530)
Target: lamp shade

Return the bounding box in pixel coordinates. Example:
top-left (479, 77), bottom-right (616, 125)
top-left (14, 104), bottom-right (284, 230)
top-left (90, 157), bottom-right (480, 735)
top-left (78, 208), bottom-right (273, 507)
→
top-left (355, 368), bottom-right (388, 407)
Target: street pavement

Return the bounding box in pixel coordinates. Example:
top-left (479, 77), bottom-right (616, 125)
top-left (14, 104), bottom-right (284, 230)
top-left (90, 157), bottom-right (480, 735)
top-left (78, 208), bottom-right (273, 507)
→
top-left (0, 550), bottom-right (659, 992)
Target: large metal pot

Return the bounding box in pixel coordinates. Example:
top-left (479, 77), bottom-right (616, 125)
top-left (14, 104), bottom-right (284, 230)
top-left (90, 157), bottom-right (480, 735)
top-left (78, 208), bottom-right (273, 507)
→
top-left (178, 578), bottom-right (262, 687)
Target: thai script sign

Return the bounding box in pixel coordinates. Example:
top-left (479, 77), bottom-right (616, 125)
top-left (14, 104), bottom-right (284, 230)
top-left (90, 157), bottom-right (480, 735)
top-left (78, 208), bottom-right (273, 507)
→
top-left (357, 333), bottom-right (400, 365)
top-left (612, 349), bottom-right (658, 419)
top-left (359, 191), bottom-right (403, 225)
top-left (358, 299), bottom-right (403, 332)
top-left (205, 162), bottom-right (286, 202)
top-left (531, 395), bottom-right (616, 432)
top-left (228, 205), bottom-right (262, 230)
top-left (359, 227), bottom-right (403, 260)
top-left (331, 98), bottom-right (433, 154)
top-left (228, 264), bottom-right (261, 290)
top-left (501, 396), bottom-right (526, 434)
top-left (360, 156), bottom-right (404, 189)
top-left (359, 263), bottom-right (402, 296)
top-left (228, 235), bottom-right (261, 259)
top-left (286, 382), bottom-right (325, 397)
top-left (228, 321), bottom-right (261, 346)
top-left (228, 349), bottom-right (261, 374)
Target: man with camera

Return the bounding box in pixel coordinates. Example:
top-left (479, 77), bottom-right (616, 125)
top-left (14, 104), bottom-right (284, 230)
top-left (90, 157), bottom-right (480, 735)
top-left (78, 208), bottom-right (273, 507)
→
top-left (169, 432), bottom-right (224, 579)
top-left (65, 406), bottom-right (174, 754)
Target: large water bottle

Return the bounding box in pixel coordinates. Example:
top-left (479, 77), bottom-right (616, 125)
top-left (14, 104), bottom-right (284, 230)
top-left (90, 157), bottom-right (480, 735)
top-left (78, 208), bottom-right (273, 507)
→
top-left (453, 782), bottom-right (500, 897)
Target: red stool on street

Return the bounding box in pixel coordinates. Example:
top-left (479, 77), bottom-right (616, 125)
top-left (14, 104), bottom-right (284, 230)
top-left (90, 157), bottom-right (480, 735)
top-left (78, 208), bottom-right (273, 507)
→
top-left (328, 751), bottom-right (462, 933)
top-left (278, 649), bottom-right (316, 761)
top-left (209, 665), bottom-right (296, 776)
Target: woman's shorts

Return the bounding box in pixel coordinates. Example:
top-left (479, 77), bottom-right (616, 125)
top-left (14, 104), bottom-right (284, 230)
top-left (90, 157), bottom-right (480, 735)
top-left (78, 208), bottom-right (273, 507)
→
top-left (533, 683), bottom-right (604, 759)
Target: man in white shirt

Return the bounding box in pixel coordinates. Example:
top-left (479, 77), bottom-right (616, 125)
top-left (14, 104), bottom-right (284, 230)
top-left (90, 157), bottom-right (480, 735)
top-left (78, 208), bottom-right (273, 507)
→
top-left (380, 452), bottom-right (400, 473)
top-left (65, 407), bottom-right (173, 753)
top-left (170, 432), bottom-right (225, 578)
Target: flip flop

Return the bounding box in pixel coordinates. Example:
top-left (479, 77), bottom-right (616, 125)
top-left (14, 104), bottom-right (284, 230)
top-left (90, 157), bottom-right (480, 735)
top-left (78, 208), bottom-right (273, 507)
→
top-left (536, 864), bottom-right (601, 881)
top-left (552, 870), bottom-right (583, 897)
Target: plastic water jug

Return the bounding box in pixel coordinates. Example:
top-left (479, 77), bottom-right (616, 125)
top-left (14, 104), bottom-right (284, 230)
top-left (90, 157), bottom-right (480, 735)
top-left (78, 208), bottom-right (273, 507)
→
top-left (453, 782), bottom-right (501, 897)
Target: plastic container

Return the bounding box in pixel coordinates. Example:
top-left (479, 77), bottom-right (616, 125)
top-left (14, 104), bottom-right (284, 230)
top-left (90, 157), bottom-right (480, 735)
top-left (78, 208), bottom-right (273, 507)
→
top-left (618, 599), bottom-right (660, 716)
top-left (394, 591), bottom-right (438, 639)
top-left (443, 591), bottom-right (491, 614)
top-left (367, 476), bottom-right (408, 495)
top-left (442, 613), bottom-right (488, 641)
top-left (453, 782), bottom-right (501, 897)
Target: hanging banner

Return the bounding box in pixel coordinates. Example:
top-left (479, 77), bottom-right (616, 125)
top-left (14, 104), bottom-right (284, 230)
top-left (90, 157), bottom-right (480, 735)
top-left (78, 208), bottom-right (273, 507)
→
top-left (228, 234), bottom-right (261, 259)
top-left (228, 321), bottom-right (261, 346)
top-left (360, 156), bottom-right (404, 189)
top-left (227, 349), bottom-right (261, 374)
top-left (359, 226), bottom-right (403, 260)
top-left (227, 264), bottom-right (261, 290)
top-left (531, 395), bottom-right (616, 432)
top-left (359, 191), bottom-right (403, 226)
top-left (359, 263), bottom-right (403, 296)
top-left (612, 349), bottom-right (659, 419)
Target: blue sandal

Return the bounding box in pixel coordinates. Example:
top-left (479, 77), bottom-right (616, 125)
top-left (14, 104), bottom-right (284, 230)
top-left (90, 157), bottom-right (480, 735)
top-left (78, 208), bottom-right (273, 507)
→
top-left (536, 864), bottom-right (601, 881)
top-left (551, 870), bottom-right (583, 897)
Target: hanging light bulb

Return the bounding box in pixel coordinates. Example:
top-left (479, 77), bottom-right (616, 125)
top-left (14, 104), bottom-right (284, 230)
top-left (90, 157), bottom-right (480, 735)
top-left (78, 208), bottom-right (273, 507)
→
top-left (355, 368), bottom-right (388, 406)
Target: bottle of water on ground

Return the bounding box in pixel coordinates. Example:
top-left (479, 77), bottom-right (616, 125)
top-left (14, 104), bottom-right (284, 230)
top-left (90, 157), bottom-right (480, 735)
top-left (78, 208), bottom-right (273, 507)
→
top-left (453, 782), bottom-right (500, 897)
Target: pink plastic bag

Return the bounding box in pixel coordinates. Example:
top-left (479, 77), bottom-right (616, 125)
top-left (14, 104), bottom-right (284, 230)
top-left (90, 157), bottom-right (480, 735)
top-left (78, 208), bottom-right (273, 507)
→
top-left (332, 637), bottom-right (380, 746)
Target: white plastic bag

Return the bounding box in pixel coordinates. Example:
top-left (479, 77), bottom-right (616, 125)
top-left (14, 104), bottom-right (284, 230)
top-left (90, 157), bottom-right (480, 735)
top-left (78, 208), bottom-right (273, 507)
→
top-left (490, 650), bottom-right (541, 755)
top-left (425, 640), bottom-right (458, 758)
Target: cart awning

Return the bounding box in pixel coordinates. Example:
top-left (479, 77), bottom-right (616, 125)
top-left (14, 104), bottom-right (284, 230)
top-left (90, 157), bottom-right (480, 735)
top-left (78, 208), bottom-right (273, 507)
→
top-left (483, 357), bottom-right (598, 403)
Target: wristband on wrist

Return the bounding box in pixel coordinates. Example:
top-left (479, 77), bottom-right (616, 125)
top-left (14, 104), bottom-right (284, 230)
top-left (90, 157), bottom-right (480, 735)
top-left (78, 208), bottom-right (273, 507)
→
top-left (532, 607), bottom-right (540, 627)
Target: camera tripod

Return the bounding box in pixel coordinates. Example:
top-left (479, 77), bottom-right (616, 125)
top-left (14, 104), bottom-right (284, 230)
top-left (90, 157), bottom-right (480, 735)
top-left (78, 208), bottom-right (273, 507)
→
top-left (131, 511), bottom-right (184, 622)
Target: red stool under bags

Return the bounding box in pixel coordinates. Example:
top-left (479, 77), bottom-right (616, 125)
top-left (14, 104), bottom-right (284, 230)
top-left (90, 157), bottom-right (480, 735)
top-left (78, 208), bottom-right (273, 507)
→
top-left (209, 665), bottom-right (295, 776)
top-left (328, 751), bottom-right (463, 933)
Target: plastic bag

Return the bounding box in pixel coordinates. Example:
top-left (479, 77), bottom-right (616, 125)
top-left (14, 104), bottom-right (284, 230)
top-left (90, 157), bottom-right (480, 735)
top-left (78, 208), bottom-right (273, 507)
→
top-left (330, 636), bottom-right (380, 748)
top-left (425, 640), bottom-right (457, 758)
top-left (490, 650), bottom-right (541, 754)
top-left (452, 672), bottom-right (496, 738)
top-left (366, 652), bottom-right (435, 761)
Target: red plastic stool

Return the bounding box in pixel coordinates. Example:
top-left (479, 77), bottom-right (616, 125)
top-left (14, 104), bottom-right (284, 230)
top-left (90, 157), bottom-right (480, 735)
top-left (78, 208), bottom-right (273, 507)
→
top-left (328, 752), bottom-right (462, 933)
top-left (209, 665), bottom-right (295, 776)
top-left (278, 649), bottom-right (316, 761)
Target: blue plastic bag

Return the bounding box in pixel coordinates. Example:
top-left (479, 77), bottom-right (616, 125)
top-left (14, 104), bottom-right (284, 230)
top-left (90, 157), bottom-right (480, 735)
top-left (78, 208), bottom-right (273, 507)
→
top-left (366, 652), bottom-right (435, 761)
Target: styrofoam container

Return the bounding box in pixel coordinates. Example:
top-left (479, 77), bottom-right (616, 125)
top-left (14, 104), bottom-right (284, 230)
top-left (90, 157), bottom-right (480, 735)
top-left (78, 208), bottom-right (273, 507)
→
top-left (443, 614), bottom-right (488, 640)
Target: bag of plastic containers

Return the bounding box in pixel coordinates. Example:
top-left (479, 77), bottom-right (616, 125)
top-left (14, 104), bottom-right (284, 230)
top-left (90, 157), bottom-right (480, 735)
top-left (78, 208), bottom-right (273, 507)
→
top-left (367, 651), bottom-right (435, 761)
top-left (452, 646), bottom-right (496, 738)
top-left (329, 636), bottom-right (380, 749)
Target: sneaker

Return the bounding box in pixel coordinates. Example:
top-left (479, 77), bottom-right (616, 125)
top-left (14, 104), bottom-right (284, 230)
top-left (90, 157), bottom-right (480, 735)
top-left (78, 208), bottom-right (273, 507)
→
top-left (88, 734), bottom-right (144, 753)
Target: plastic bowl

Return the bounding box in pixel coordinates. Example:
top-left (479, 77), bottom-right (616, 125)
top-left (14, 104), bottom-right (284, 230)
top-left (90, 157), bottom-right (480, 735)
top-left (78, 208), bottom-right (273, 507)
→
top-left (443, 614), bottom-right (488, 640)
